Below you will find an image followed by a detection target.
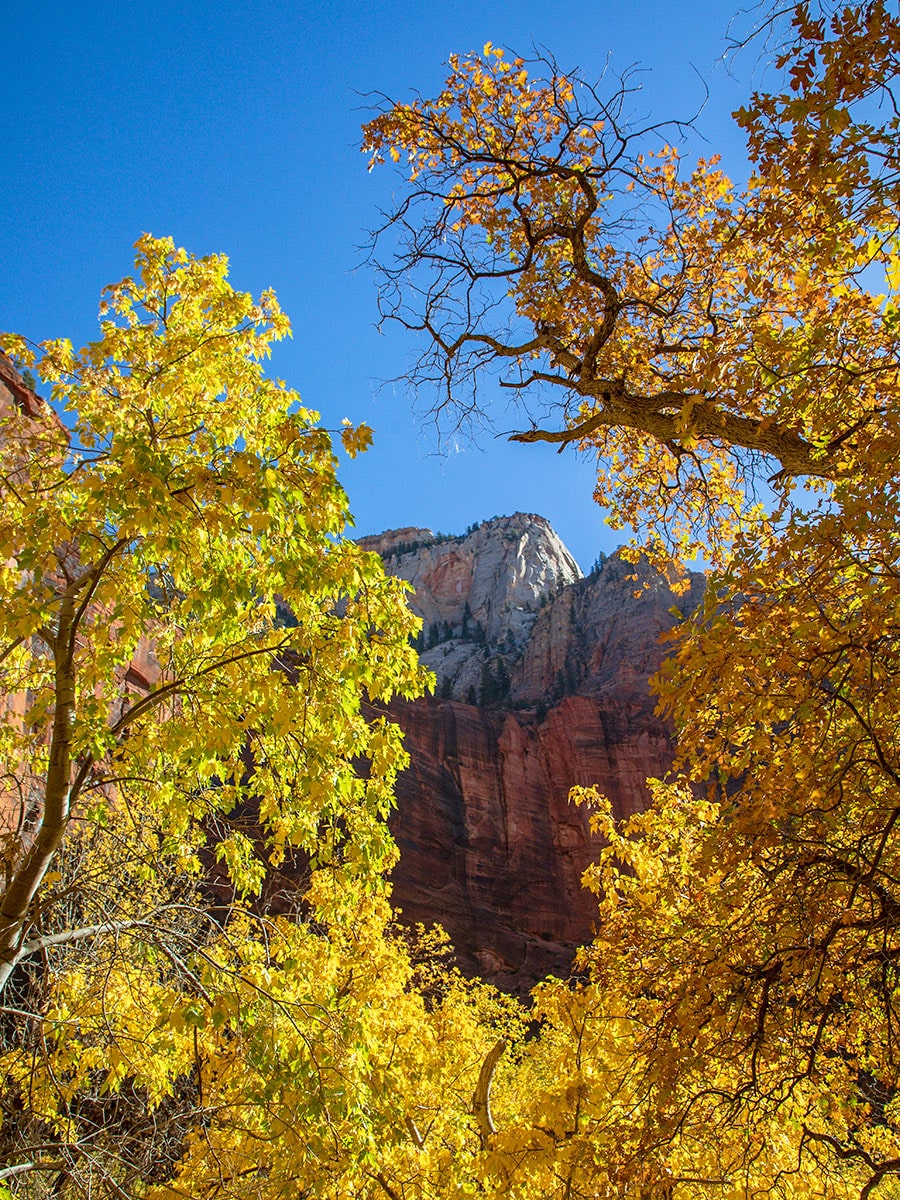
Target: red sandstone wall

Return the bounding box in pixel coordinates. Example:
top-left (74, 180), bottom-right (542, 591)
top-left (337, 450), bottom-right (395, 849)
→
top-left (387, 693), bottom-right (675, 988)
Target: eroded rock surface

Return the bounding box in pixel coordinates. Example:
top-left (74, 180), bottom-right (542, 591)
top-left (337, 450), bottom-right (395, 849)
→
top-left (361, 516), bottom-right (705, 989)
top-left (359, 514), bottom-right (581, 703)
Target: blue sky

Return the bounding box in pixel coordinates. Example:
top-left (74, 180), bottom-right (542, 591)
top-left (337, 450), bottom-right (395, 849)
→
top-left (3, 0), bottom-right (765, 570)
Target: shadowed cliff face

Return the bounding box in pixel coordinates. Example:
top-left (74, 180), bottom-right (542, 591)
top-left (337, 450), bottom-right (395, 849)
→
top-left (361, 515), bottom-right (705, 990)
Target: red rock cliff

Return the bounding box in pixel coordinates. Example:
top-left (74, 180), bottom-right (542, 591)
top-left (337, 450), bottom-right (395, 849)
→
top-left (360, 518), bottom-right (705, 989)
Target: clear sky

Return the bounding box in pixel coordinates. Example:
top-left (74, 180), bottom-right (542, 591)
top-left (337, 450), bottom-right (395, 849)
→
top-left (3, 0), bottom-right (765, 571)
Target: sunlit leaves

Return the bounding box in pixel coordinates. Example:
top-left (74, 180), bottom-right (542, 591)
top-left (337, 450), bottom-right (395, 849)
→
top-left (362, 5), bottom-right (900, 1194)
top-left (364, 31), bottom-right (900, 580)
top-left (0, 236), bottom-right (431, 918)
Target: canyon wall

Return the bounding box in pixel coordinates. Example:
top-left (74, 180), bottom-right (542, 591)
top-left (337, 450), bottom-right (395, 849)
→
top-left (360, 516), bottom-right (705, 989)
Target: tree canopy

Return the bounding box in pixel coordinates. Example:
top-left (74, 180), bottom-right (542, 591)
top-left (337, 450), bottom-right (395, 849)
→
top-left (0, 236), bottom-right (430, 980)
top-left (363, 3), bottom-right (900, 569)
top-left (362, 1), bottom-right (900, 1193)
top-left (0, 237), bottom-right (443, 1195)
top-left (5, 2), bottom-right (900, 1194)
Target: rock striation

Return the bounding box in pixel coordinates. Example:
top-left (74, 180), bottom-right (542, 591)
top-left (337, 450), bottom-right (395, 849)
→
top-left (360, 515), bottom-right (705, 989)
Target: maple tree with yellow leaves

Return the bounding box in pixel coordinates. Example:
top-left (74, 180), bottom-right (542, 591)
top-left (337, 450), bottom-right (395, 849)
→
top-left (0, 236), bottom-right (437, 1195)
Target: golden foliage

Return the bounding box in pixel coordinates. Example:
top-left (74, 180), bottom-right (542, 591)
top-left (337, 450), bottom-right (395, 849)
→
top-left (7, 3), bottom-right (900, 1192)
top-left (363, 3), bottom-right (900, 1193)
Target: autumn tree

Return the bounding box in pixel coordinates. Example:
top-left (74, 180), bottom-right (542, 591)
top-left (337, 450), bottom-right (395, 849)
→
top-left (0, 236), bottom-right (433, 970)
top-left (0, 236), bottom-right (435, 1192)
top-left (363, 3), bottom-right (900, 1193)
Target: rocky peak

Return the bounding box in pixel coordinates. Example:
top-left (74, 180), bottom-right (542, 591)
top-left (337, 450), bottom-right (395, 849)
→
top-left (223, 511), bottom-right (705, 990)
top-left (359, 513), bottom-right (582, 703)
top-left (512, 552), bottom-right (705, 709)
top-left (360, 526), bottom-right (437, 556)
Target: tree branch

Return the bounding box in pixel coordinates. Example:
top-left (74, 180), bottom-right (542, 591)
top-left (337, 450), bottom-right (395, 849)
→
top-left (511, 388), bottom-right (840, 480)
top-left (472, 1038), bottom-right (507, 1144)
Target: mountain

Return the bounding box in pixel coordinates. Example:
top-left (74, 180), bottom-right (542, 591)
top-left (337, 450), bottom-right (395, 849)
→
top-left (359, 514), bottom-right (705, 989)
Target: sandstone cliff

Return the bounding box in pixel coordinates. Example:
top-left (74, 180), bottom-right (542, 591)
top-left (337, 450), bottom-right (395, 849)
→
top-left (4, 345), bottom-right (703, 992)
top-left (360, 515), bottom-right (705, 989)
top-left (359, 514), bottom-right (581, 703)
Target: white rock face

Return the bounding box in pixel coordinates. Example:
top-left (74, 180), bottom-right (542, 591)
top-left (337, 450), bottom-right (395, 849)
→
top-left (357, 513), bottom-right (582, 699)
